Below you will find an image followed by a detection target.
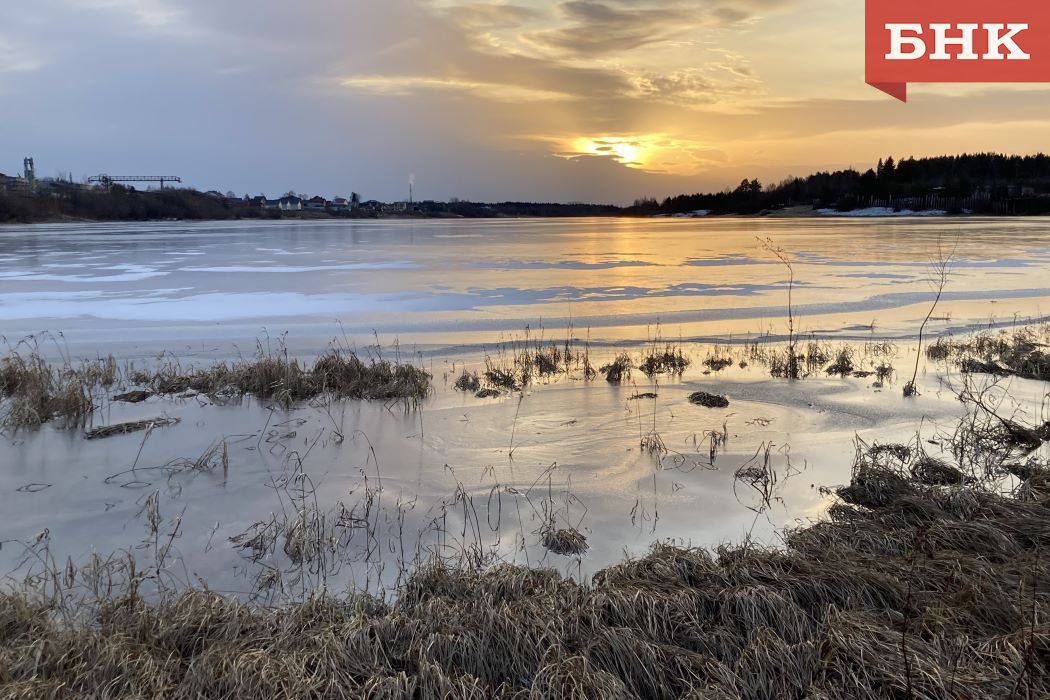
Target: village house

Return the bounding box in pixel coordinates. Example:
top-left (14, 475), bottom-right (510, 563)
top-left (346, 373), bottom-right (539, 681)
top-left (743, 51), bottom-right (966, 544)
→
top-left (247, 194), bottom-right (366, 212)
top-left (251, 195), bottom-right (303, 211)
top-left (278, 196), bottom-right (303, 211)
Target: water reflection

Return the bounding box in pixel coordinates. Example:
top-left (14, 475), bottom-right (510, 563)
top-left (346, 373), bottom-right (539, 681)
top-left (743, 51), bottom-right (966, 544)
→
top-left (1, 217), bottom-right (1049, 356)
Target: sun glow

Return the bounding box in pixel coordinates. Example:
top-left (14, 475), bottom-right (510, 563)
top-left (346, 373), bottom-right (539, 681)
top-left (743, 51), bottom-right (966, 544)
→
top-left (572, 136), bottom-right (650, 169)
top-left (554, 134), bottom-right (727, 176)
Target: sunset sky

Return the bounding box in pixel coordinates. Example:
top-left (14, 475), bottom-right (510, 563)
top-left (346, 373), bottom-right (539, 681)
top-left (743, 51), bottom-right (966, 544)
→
top-left (3, 0), bottom-right (1050, 203)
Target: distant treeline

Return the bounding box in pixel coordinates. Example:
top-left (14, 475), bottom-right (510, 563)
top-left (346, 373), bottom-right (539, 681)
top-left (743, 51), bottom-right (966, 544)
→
top-left (0, 186), bottom-right (272, 224)
top-left (0, 186), bottom-right (621, 224)
top-left (627, 153), bottom-right (1050, 216)
top-left (7, 153), bottom-right (1050, 224)
top-left (413, 200), bottom-right (621, 218)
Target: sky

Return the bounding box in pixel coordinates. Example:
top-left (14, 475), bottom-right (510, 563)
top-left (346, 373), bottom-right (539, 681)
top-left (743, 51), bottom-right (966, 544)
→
top-left (3, 0), bottom-right (1050, 204)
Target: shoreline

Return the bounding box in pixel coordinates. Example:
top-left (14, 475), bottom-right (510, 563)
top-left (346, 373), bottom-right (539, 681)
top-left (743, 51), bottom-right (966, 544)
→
top-left (0, 206), bottom-right (1044, 227)
top-left (2, 329), bottom-right (1048, 696)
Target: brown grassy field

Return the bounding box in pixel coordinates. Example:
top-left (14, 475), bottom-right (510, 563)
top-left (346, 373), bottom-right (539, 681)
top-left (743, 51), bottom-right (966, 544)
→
top-left (1, 440), bottom-right (1047, 698)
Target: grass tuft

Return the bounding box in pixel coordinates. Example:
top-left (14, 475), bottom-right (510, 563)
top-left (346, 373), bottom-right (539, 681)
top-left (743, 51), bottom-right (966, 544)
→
top-left (640, 345), bottom-right (690, 377)
top-left (0, 352), bottom-right (98, 428)
top-left (541, 527), bottom-right (589, 556)
top-left (453, 370), bottom-right (482, 393)
top-left (689, 392), bottom-right (730, 409)
top-left (599, 354), bottom-right (633, 384)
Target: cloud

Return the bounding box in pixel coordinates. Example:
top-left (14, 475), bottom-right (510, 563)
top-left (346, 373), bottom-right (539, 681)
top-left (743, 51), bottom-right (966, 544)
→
top-left (521, 0), bottom-right (795, 57)
top-left (71, 0), bottom-right (184, 31)
top-left (3, 0), bottom-right (1049, 204)
top-left (524, 1), bottom-right (700, 57)
top-left (629, 68), bottom-right (760, 105)
top-left (0, 33), bottom-right (45, 74)
top-left (340, 75), bottom-right (568, 101)
top-left (443, 2), bottom-right (542, 29)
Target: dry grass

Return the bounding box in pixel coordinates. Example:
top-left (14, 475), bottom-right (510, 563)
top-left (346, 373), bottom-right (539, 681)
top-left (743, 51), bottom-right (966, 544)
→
top-left (532, 342), bottom-right (573, 378)
top-left (483, 366), bottom-right (522, 392)
top-left (600, 353), bottom-right (633, 384)
top-left (464, 335), bottom-right (591, 395)
top-left (160, 349), bottom-right (432, 407)
top-left (3, 396), bottom-right (1050, 699)
top-left (689, 392), bottom-right (730, 409)
top-left (453, 370), bottom-right (482, 393)
top-left (0, 345), bottom-right (432, 428)
top-left (825, 347), bottom-right (856, 377)
top-left (541, 527), bottom-right (589, 556)
top-left (84, 416), bottom-right (181, 441)
top-left (702, 356), bottom-right (734, 373)
top-left (930, 325), bottom-right (1050, 382)
top-left (0, 352), bottom-right (104, 428)
top-left (4, 450), bottom-right (1048, 698)
top-left (748, 337), bottom-right (900, 385)
top-left (640, 429), bottom-right (668, 455)
top-left (640, 345), bottom-right (690, 377)
top-left (112, 390), bottom-right (153, 404)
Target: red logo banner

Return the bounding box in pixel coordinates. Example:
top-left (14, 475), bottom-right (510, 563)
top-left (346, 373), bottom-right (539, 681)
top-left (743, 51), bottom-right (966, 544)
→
top-left (866, 0), bottom-right (1050, 102)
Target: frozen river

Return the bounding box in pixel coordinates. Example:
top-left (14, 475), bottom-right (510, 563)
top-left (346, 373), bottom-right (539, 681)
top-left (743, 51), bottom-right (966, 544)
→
top-left (2, 217), bottom-right (1049, 358)
top-left (1, 217), bottom-right (1049, 599)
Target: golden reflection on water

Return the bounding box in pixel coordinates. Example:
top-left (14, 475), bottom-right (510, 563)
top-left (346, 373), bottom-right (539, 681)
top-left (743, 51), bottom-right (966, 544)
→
top-left (389, 217), bottom-right (1050, 346)
top-left (0, 217), bottom-right (1048, 353)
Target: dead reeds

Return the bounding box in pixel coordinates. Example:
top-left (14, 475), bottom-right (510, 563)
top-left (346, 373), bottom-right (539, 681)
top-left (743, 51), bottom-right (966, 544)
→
top-left (541, 526), bottom-right (589, 556)
top-left (0, 351), bottom-right (102, 428)
top-left (0, 344), bottom-right (432, 429)
top-left (640, 345), bottom-right (690, 377)
top-left (84, 416), bottom-right (181, 441)
top-left (600, 353), bottom-right (633, 384)
top-left (5, 446), bottom-right (1048, 698)
top-left (931, 325), bottom-right (1050, 383)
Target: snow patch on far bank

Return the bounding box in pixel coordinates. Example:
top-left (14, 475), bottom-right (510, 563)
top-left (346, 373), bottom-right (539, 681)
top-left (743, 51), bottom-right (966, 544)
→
top-left (816, 207), bottom-right (949, 218)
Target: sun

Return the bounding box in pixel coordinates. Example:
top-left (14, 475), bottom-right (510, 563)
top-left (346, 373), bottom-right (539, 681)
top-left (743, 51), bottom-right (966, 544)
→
top-left (572, 136), bottom-right (649, 168)
top-left (553, 133), bottom-right (718, 175)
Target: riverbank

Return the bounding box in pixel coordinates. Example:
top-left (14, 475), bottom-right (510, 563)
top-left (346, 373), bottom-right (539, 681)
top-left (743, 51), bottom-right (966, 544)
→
top-left (2, 327), bottom-right (1049, 695)
top-left (3, 208), bottom-right (1043, 226)
top-left (2, 407), bottom-right (1047, 697)
top-left (2, 188), bottom-right (1044, 226)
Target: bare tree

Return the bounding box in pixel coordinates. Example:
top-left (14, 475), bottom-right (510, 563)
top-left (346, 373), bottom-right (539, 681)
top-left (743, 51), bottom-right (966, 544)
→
top-left (758, 237), bottom-right (800, 379)
top-left (904, 237), bottom-right (958, 397)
